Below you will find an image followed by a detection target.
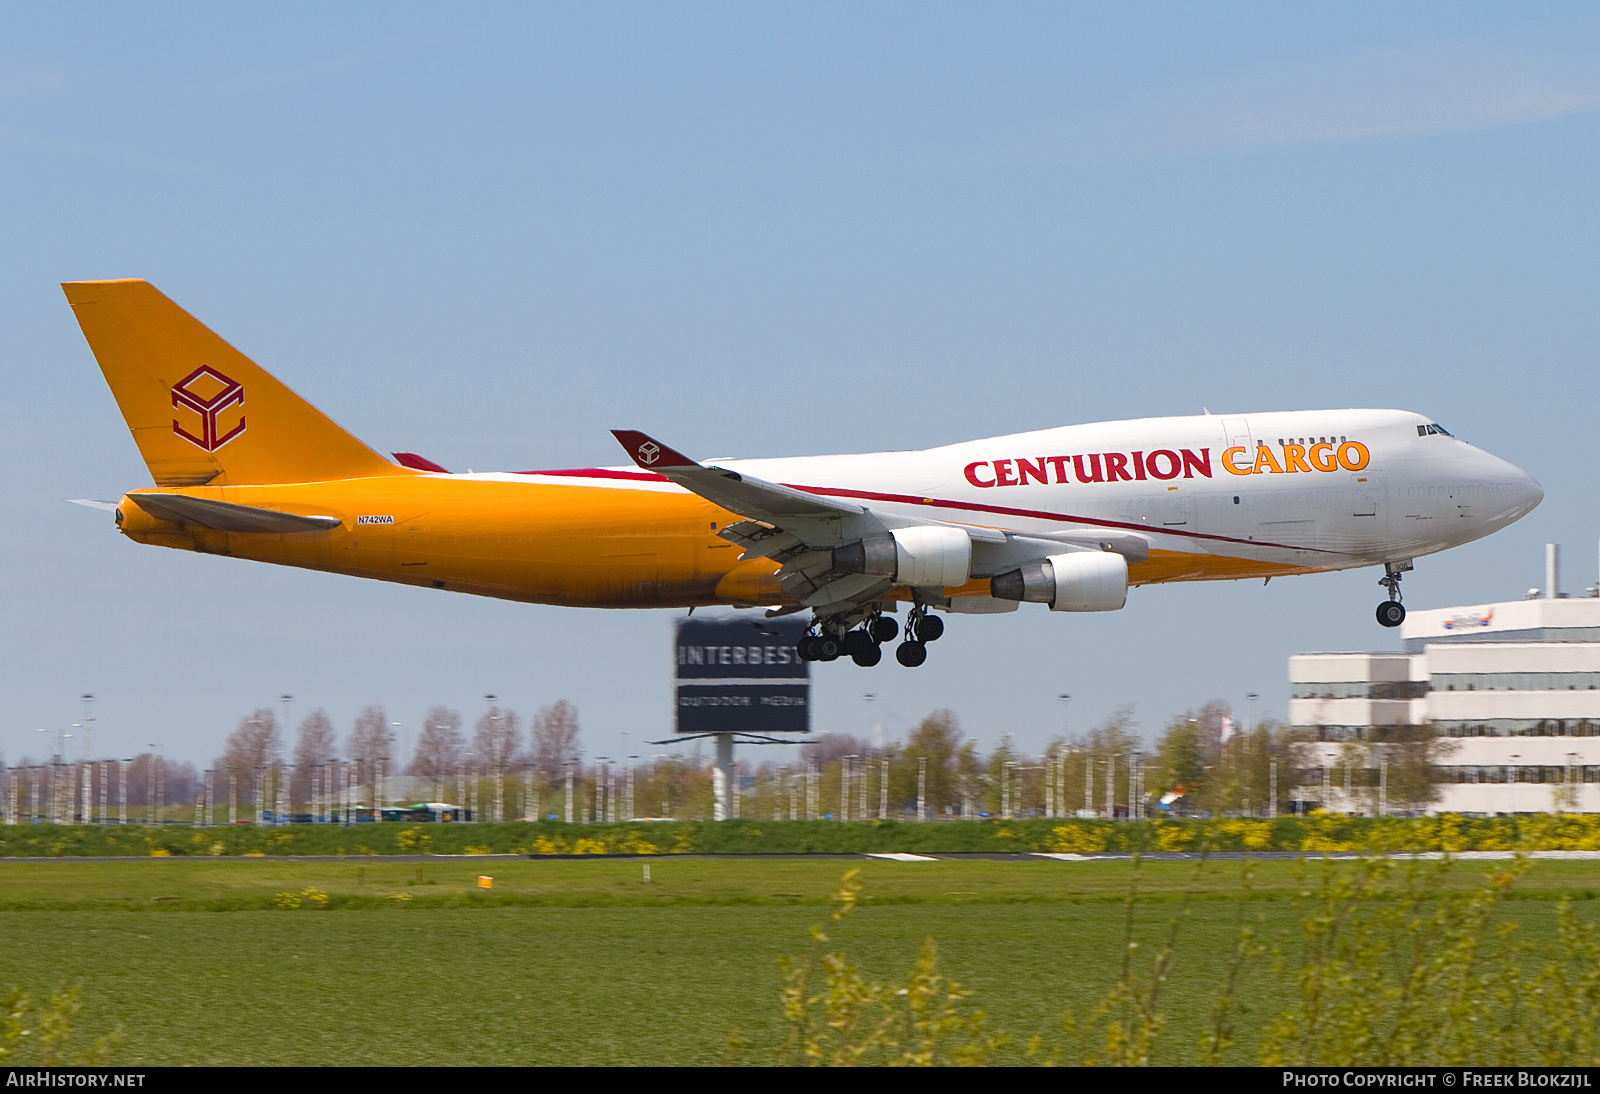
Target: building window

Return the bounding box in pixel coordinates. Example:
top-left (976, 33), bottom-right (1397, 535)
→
top-left (1293, 680), bottom-right (1427, 700)
top-left (1432, 671), bottom-right (1600, 692)
top-left (1438, 719), bottom-right (1598, 738)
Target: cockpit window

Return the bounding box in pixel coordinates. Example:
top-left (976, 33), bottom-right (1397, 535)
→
top-left (1416, 423), bottom-right (1453, 437)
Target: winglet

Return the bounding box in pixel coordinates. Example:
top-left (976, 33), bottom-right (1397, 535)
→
top-left (611, 430), bottom-right (699, 471)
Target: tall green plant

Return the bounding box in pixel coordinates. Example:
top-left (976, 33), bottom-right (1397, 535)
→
top-left (1259, 854), bottom-right (1527, 1065)
top-left (777, 853), bottom-right (1600, 1067)
top-left (776, 868), bottom-right (1005, 1066)
top-left (0, 989), bottom-right (120, 1065)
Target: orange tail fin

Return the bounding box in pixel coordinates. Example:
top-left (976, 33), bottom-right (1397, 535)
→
top-left (63, 279), bottom-right (406, 486)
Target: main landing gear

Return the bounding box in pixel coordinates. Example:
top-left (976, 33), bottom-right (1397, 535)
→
top-left (796, 607), bottom-right (944, 668)
top-left (894, 606), bottom-right (942, 667)
top-left (1375, 560), bottom-right (1411, 628)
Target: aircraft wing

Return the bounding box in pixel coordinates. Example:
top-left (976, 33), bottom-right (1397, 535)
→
top-left (610, 430), bottom-right (862, 522)
top-left (125, 493), bottom-right (343, 533)
top-left (613, 430), bottom-right (904, 612)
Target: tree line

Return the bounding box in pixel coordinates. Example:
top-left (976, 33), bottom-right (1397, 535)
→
top-left (1, 697), bottom-right (1449, 822)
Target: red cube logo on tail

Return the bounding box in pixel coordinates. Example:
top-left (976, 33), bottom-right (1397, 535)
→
top-left (171, 366), bottom-right (246, 452)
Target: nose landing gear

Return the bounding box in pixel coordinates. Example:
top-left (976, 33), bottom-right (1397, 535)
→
top-left (1375, 560), bottom-right (1412, 628)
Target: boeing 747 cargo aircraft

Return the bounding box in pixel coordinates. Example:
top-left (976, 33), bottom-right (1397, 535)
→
top-left (65, 279), bottom-right (1542, 668)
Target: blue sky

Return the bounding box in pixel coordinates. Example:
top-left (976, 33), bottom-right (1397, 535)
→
top-left (2, 3), bottom-right (1597, 767)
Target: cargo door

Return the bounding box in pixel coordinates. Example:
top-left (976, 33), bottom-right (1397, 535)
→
top-left (1353, 472), bottom-right (1382, 517)
top-left (1161, 485), bottom-right (1190, 526)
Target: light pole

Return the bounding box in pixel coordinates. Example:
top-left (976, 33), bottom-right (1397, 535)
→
top-left (81, 695), bottom-right (94, 824)
top-left (57, 734), bottom-right (73, 824)
top-left (484, 695), bottom-right (501, 824)
top-left (33, 730), bottom-right (52, 823)
top-left (280, 695), bottom-right (293, 825)
top-left (576, 748), bottom-right (587, 822)
top-left (148, 743), bottom-right (163, 826)
top-left (843, 755), bottom-right (858, 822)
top-left (382, 720), bottom-right (403, 823)
top-left (618, 731), bottom-right (630, 822)
top-left (1508, 753), bottom-right (1520, 815)
top-left (1059, 694), bottom-right (1072, 816)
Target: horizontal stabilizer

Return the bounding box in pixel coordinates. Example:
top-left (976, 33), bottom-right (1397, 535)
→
top-left (128, 493), bottom-right (342, 533)
top-left (66, 498), bottom-right (120, 512)
top-left (610, 430), bottom-right (861, 522)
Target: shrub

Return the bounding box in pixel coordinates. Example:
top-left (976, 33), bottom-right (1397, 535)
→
top-left (0, 989), bottom-right (119, 1065)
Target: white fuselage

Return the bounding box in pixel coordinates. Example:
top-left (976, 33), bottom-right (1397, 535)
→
top-left (685, 409), bottom-right (1541, 580)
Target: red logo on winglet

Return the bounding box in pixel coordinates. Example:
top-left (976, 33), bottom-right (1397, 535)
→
top-left (171, 366), bottom-right (246, 452)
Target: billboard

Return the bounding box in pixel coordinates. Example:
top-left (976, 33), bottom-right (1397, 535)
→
top-left (674, 614), bottom-right (810, 735)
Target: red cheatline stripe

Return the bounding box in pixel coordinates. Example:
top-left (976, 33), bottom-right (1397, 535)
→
top-left (516, 467), bottom-right (667, 482)
top-left (784, 483), bottom-right (1335, 555)
top-left (507, 467), bottom-right (1334, 555)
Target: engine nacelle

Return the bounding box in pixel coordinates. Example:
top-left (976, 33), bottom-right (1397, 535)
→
top-left (832, 526), bottom-right (972, 588)
top-left (989, 550), bottom-right (1128, 612)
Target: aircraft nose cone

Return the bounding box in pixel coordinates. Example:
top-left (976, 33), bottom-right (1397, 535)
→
top-left (1523, 470), bottom-right (1545, 513)
top-left (1494, 458), bottom-right (1543, 524)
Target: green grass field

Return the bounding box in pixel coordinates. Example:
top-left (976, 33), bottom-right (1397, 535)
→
top-left (1, 856), bottom-right (1597, 1065)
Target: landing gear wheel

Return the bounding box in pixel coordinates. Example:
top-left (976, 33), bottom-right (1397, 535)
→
top-left (851, 643), bottom-right (883, 667)
top-left (797, 638), bottom-right (817, 662)
top-left (814, 635), bottom-right (843, 661)
top-left (868, 616), bottom-right (898, 644)
top-left (1375, 561), bottom-right (1410, 629)
top-left (895, 641), bottom-right (928, 667)
top-left (914, 614), bottom-right (944, 642)
top-left (844, 630), bottom-right (875, 657)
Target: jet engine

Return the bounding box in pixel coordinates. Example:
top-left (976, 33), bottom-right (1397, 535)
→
top-left (832, 526), bottom-right (972, 588)
top-left (989, 550), bottom-right (1128, 611)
